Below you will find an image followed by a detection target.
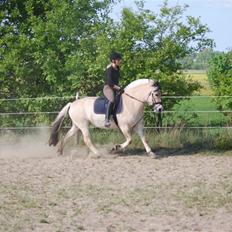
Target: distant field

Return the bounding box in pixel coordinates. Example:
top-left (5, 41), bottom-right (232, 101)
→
top-left (184, 70), bottom-right (212, 95)
top-left (173, 70), bottom-right (230, 126)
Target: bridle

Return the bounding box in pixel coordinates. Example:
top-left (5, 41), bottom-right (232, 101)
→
top-left (123, 86), bottom-right (163, 130)
top-left (124, 87), bottom-right (162, 106)
top-left (147, 88), bottom-right (163, 106)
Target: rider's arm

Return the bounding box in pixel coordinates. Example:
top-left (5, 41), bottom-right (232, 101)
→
top-left (106, 67), bottom-right (120, 90)
top-left (112, 85), bottom-right (121, 91)
top-left (106, 67), bottom-right (114, 87)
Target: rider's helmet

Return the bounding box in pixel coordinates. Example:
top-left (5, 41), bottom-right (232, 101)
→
top-left (110, 52), bottom-right (122, 61)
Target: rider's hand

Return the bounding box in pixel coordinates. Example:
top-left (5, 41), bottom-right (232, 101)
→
top-left (119, 88), bottom-right (124, 94)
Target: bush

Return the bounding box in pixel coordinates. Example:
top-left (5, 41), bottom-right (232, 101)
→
top-left (208, 50), bottom-right (232, 111)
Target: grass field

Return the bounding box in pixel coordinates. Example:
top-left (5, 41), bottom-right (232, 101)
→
top-left (174, 71), bottom-right (231, 127)
top-left (185, 70), bottom-right (212, 96)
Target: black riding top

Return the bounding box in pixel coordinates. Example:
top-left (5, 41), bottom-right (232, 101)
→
top-left (105, 65), bottom-right (120, 89)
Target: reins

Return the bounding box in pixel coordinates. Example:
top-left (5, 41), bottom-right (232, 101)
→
top-left (124, 91), bottom-right (162, 105)
top-left (124, 92), bottom-right (145, 103)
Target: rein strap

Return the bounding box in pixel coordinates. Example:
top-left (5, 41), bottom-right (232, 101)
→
top-left (124, 92), bottom-right (145, 103)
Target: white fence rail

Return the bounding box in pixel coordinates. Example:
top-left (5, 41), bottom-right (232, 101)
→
top-left (1, 95), bottom-right (232, 130)
top-left (0, 126), bottom-right (232, 130)
top-left (1, 95), bottom-right (232, 101)
top-left (1, 110), bottom-right (232, 116)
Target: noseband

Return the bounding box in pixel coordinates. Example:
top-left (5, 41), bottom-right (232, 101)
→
top-left (147, 90), bottom-right (162, 106)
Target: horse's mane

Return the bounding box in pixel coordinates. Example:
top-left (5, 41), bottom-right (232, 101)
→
top-left (125, 79), bottom-right (151, 90)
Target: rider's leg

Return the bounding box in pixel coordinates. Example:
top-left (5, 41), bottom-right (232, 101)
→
top-left (105, 101), bottom-right (114, 127)
top-left (103, 85), bottom-right (115, 127)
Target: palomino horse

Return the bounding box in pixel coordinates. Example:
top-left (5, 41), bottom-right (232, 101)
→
top-left (49, 79), bottom-right (163, 158)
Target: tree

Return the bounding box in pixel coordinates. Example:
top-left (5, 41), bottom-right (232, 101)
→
top-left (0, 0), bottom-right (214, 127)
top-left (0, 0), bottom-right (114, 98)
top-left (0, 0), bottom-right (115, 127)
top-left (93, 0), bottom-right (213, 109)
top-left (208, 50), bottom-right (232, 111)
top-left (180, 49), bottom-right (218, 70)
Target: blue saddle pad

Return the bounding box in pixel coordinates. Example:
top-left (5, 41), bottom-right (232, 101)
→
top-left (94, 96), bottom-right (123, 115)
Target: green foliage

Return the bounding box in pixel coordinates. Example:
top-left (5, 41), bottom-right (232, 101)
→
top-left (0, 0), bottom-right (114, 98)
top-left (93, 0), bottom-right (212, 112)
top-left (208, 50), bottom-right (232, 111)
top-left (0, 0), bottom-right (114, 126)
top-left (0, 0), bottom-right (213, 127)
top-left (164, 96), bottom-right (230, 127)
top-left (164, 101), bottom-right (199, 127)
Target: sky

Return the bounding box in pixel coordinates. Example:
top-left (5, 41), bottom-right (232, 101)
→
top-left (112, 0), bottom-right (232, 51)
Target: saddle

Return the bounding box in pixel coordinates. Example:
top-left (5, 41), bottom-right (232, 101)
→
top-left (94, 94), bottom-right (123, 115)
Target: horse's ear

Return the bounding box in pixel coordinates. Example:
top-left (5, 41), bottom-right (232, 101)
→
top-left (153, 80), bottom-right (159, 86)
top-left (149, 79), bottom-right (155, 86)
top-left (149, 79), bottom-right (160, 88)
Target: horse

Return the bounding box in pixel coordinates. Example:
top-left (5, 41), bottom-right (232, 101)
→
top-left (49, 79), bottom-right (163, 158)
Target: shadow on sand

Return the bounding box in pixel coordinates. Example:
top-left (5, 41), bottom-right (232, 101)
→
top-left (114, 143), bottom-right (231, 159)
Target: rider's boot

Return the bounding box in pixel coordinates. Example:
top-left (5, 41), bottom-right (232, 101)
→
top-left (105, 101), bottom-right (114, 127)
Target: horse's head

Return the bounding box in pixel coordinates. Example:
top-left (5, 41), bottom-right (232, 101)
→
top-left (147, 80), bottom-right (163, 113)
top-left (125, 78), bottom-right (163, 113)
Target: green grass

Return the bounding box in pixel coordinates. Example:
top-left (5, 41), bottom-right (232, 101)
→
top-left (174, 97), bottom-right (230, 126)
top-left (188, 71), bottom-right (212, 96)
top-left (75, 127), bottom-right (232, 151)
top-left (172, 71), bottom-right (231, 127)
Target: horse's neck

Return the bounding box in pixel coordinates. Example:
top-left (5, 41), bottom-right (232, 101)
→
top-left (123, 85), bottom-right (147, 113)
top-left (125, 85), bottom-right (148, 101)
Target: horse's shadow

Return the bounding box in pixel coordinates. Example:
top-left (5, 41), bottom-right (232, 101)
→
top-left (114, 144), bottom-right (211, 159)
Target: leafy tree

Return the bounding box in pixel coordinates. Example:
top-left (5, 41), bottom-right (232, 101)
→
top-left (0, 0), bottom-right (214, 127)
top-left (94, 0), bottom-right (213, 109)
top-left (0, 0), bottom-right (114, 98)
top-left (180, 49), bottom-right (218, 70)
top-left (208, 50), bottom-right (232, 111)
top-left (192, 49), bottom-right (216, 70)
top-left (0, 0), bottom-right (115, 126)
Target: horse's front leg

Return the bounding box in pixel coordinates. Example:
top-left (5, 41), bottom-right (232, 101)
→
top-left (112, 125), bottom-right (132, 152)
top-left (135, 121), bottom-right (156, 158)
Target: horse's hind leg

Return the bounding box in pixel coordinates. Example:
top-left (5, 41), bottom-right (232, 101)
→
top-left (80, 127), bottom-right (100, 157)
top-left (58, 124), bottom-right (78, 155)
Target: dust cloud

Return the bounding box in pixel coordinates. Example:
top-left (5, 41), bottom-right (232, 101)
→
top-left (0, 129), bottom-right (114, 159)
top-left (0, 129), bottom-right (58, 159)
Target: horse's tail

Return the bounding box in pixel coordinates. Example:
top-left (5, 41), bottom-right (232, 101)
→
top-left (49, 102), bottom-right (72, 146)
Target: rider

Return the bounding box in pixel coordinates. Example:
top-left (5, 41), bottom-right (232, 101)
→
top-left (103, 52), bottom-right (123, 127)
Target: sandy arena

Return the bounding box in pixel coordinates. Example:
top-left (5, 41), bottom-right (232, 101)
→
top-left (0, 132), bottom-right (232, 231)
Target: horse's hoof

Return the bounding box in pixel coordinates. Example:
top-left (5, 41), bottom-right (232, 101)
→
top-left (148, 151), bottom-right (157, 159)
top-left (89, 153), bottom-right (101, 159)
top-left (114, 144), bottom-right (121, 151)
top-left (110, 148), bottom-right (117, 154)
top-left (57, 149), bottom-right (63, 156)
top-left (110, 144), bottom-right (121, 154)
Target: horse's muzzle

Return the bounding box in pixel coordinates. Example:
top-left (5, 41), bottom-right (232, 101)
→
top-left (153, 103), bottom-right (163, 113)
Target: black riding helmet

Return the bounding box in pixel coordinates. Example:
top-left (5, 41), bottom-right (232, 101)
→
top-left (110, 52), bottom-right (122, 61)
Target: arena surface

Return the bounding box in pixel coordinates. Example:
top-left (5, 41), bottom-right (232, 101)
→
top-left (1, 133), bottom-right (232, 231)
